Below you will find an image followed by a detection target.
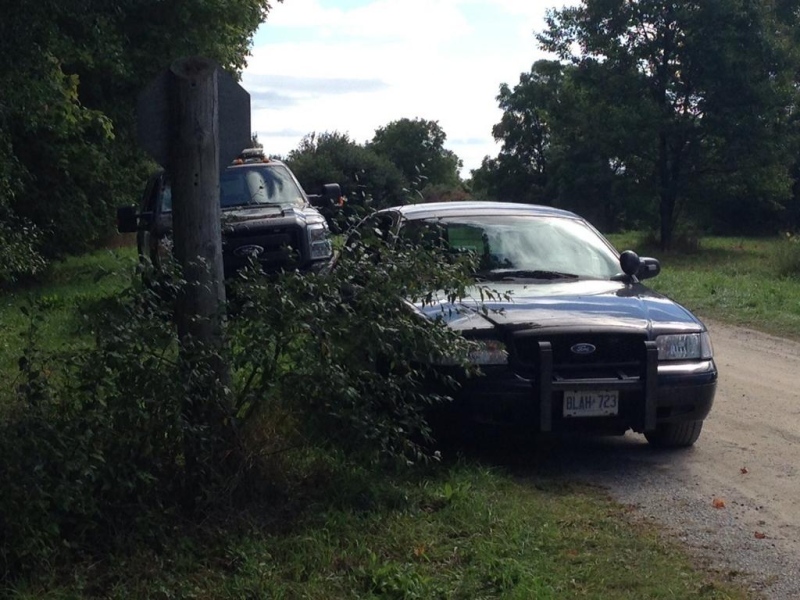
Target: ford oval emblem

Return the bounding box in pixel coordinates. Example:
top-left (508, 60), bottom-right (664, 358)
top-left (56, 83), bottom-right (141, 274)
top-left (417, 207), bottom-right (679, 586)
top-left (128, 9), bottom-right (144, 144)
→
top-left (233, 244), bottom-right (264, 258)
top-left (571, 343), bottom-right (596, 356)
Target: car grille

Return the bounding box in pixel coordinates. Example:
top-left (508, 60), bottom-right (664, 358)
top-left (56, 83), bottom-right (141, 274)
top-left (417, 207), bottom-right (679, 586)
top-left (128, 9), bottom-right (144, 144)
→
top-left (511, 331), bottom-right (648, 381)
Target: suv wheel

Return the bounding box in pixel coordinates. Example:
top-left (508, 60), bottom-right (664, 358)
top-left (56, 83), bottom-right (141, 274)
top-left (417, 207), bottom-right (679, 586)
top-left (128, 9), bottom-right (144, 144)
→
top-left (644, 420), bottom-right (703, 448)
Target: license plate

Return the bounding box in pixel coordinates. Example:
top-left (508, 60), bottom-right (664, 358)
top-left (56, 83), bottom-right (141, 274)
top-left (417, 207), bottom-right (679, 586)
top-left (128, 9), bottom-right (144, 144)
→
top-left (563, 390), bottom-right (619, 417)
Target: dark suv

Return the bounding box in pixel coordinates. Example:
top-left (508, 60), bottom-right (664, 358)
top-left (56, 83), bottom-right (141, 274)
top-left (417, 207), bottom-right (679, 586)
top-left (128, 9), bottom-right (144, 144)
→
top-left (118, 149), bottom-right (341, 277)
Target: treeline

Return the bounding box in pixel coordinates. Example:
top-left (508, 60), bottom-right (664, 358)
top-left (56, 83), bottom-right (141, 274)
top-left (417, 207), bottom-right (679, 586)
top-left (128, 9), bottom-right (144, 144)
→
top-left (284, 119), bottom-right (467, 213)
top-left (470, 0), bottom-right (800, 247)
top-left (4, 0), bottom-right (800, 284)
top-left (0, 0), bottom-right (275, 283)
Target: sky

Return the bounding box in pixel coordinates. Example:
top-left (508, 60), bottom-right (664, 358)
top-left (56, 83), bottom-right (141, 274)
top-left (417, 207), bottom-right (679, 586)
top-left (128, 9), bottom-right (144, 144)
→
top-left (241, 0), bottom-right (574, 176)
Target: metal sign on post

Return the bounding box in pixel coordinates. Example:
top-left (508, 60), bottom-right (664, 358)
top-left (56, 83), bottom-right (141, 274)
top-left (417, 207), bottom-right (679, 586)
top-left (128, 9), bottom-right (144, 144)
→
top-left (137, 60), bottom-right (251, 171)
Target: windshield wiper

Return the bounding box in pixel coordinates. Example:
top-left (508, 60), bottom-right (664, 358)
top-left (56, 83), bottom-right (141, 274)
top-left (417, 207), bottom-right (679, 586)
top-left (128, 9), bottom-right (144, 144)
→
top-left (476, 269), bottom-right (580, 281)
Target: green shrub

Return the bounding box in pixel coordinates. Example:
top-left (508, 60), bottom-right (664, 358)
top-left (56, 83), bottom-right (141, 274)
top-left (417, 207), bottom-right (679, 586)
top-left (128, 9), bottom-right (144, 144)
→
top-left (0, 210), bottom-right (47, 286)
top-left (0, 219), bottom-right (478, 578)
top-left (774, 232), bottom-right (800, 278)
top-left (227, 225), bottom-right (477, 463)
top-left (0, 273), bottom-right (237, 577)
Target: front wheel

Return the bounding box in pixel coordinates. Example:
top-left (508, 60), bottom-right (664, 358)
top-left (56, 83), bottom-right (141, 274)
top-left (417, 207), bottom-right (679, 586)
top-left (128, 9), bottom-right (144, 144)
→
top-left (645, 420), bottom-right (703, 448)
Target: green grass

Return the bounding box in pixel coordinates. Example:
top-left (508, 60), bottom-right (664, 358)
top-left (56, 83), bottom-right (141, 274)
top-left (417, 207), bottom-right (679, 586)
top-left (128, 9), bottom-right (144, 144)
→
top-left (0, 247), bottom-right (138, 379)
top-left (607, 233), bottom-right (800, 340)
top-left (7, 460), bottom-right (746, 599)
top-left (0, 240), bottom-right (764, 599)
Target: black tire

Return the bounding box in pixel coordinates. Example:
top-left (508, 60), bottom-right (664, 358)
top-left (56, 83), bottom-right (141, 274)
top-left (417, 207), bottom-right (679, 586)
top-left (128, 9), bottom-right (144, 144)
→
top-left (645, 420), bottom-right (703, 448)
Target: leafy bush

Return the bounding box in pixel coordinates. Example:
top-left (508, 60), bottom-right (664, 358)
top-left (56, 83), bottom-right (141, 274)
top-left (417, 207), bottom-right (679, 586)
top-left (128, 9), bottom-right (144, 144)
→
top-left (229, 224), bottom-right (476, 464)
top-left (774, 232), bottom-right (800, 278)
top-left (0, 272), bottom-right (237, 577)
top-left (0, 218), bottom-right (477, 578)
top-left (0, 211), bottom-right (47, 286)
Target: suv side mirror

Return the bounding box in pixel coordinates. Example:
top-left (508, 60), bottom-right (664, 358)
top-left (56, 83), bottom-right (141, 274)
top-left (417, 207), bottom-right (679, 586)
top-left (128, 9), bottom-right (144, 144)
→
top-left (309, 183), bottom-right (343, 208)
top-left (321, 183), bottom-right (341, 203)
top-left (117, 205), bottom-right (139, 233)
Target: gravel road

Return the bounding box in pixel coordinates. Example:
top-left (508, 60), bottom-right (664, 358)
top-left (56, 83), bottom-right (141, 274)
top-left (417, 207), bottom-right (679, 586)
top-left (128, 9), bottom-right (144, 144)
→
top-left (473, 320), bottom-right (800, 598)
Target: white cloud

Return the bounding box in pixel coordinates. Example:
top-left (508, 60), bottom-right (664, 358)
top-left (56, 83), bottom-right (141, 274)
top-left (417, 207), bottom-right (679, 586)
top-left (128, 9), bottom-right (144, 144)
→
top-left (265, 0), bottom-right (471, 41)
top-left (244, 0), bottom-right (575, 173)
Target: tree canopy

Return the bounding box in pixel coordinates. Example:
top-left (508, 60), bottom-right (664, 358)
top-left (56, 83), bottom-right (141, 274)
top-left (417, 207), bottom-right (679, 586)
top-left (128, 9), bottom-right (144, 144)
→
top-left (369, 118), bottom-right (463, 192)
top-left (285, 132), bottom-right (408, 211)
top-left (472, 0), bottom-right (800, 245)
top-left (285, 120), bottom-right (467, 213)
top-left (0, 0), bottom-right (276, 279)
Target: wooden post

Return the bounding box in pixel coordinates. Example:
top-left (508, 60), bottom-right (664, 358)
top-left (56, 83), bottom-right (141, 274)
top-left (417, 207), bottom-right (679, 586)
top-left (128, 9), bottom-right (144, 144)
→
top-left (169, 57), bottom-right (227, 362)
top-left (168, 57), bottom-right (231, 504)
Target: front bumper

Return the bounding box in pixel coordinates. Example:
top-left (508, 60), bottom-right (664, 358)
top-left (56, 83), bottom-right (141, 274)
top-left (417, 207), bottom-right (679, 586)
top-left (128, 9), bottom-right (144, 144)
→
top-left (440, 342), bottom-right (716, 434)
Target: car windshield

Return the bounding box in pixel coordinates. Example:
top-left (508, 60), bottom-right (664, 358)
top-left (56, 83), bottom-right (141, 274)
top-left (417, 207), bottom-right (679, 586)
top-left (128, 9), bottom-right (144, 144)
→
top-left (161, 164), bottom-right (306, 211)
top-left (401, 214), bottom-right (621, 280)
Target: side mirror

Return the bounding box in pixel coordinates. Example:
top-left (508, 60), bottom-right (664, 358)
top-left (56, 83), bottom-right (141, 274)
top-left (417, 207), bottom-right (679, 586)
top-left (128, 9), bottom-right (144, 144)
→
top-left (308, 183), bottom-right (343, 208)
top-left (619, 250), bottom-right (641, 277)
top-left (116, 205), bottom-right (139, 233)
top-left (322, 183), bottom-right (341, 203)
top-left (637, 257), bottom-right (661, 280)
top-left (618, 250), bottom-right (661, 281)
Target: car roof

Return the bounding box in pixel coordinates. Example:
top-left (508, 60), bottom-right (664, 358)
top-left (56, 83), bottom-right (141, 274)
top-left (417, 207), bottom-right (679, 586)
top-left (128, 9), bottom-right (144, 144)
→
top-left (380, 201), bottom-right (581, 221)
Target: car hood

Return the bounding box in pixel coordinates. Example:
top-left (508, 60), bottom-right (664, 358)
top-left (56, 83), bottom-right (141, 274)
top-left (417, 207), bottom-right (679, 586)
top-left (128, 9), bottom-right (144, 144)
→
top-left (413, 279), bottom-right (705, 337)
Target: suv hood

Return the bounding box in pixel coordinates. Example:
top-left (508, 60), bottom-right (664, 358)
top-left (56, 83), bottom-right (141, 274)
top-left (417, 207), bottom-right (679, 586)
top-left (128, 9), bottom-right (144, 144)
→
top-left (414, 279), bottom-right (705, 337)
top-left (221, 206), bottom-right (326, 229)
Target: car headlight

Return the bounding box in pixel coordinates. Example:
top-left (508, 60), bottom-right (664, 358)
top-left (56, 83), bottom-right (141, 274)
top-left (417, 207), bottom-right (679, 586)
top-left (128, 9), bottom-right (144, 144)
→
top-left (432, 339), bottom-right (508, 366)
top-left (469, 339), bottom-right (509, 365)
top-left (655, 332), bottom-right (713, 361)
top-left (307, 223), bottom-right (333, 260)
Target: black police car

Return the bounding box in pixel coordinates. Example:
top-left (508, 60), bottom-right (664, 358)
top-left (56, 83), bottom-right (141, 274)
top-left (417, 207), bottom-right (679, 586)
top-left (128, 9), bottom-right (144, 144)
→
top-left (350, 201), bottom-right (716, 448)
top-left (117, 149), bottom-right (340, 277)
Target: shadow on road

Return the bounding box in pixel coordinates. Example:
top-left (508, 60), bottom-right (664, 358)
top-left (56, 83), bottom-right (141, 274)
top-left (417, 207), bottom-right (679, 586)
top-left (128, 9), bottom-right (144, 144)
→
top-left (437, 427), bottom-right (697, 480)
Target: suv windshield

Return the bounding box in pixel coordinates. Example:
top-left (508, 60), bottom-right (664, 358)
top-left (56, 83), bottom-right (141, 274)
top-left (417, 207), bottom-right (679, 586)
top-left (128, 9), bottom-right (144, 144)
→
top-left (402, 215), bottom-right (620, 280)
top-left (161, 164), bottom-right (307, 212)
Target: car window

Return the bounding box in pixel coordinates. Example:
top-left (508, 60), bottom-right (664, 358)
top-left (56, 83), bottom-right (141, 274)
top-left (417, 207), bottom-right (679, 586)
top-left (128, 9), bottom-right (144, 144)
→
top-left (401, 215), bottom-right (620, 279)
top-left (160, 164), bottom-right (306, 212)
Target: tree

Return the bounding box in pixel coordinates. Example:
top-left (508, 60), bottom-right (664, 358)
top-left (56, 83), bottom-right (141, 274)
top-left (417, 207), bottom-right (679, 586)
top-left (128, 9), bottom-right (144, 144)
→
top-left (470, 61), bottom-right (565, 207)
top-left (285, 131), bottom-right (408, 211)
top-left (0, 0), bottom-right (277, 261)
top-left (370, 118), bottom-right (463, 193)
top-left (471, 60), bottom-right (651, 230)
top-left (533, 0), bottom-right (798, 245)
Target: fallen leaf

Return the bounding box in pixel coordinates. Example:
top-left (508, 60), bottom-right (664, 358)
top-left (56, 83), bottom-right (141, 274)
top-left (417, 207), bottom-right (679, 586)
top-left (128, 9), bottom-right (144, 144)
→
top-left (413, 544), bottom-right (427, 557)
top-left (755, 531), bottom-right (767, 539)
top-left (740, 467), bottom-right (749, 475)
top-left (712, 497), bottom-right (726, 509)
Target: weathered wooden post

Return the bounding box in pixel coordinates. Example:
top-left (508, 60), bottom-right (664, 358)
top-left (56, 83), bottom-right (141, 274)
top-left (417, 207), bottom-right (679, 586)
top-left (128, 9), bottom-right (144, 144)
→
top-left (136, 58), bottom-right (251, 500)
top-left (137, 57), bottom-right (250, 376)
top-left (169, 57), bottom-right (226, 355)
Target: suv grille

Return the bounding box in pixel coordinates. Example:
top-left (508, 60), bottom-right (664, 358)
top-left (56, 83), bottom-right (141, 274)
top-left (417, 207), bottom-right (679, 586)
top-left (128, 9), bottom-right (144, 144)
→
top-left (223, 225), bottom-right (303, 273)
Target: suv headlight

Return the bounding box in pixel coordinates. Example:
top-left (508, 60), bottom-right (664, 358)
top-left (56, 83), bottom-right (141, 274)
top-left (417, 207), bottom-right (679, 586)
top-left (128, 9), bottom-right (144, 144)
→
top-left (307, 223), bottom-right (333, 260)
top-left (655, 332), bottom-right (713, 361)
